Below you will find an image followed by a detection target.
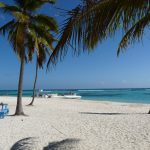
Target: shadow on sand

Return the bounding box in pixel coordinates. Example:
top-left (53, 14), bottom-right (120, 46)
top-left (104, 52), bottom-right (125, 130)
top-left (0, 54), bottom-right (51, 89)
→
top-left (10, 137), bottom-right (38, 150)
top-left (79, 112), bottom-right (147, 115)
top-left (10, 138), bottom-right (80, 150)
top-left (43, 138), bottom-right (80, 150)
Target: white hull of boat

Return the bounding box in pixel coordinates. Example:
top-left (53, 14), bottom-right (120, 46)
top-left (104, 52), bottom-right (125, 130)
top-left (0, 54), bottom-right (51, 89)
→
top-left (48, 94), bottom-right (81, 99)
top-left (63, 95), bottom-right (81, 99)
top-left (48, 94), bottom-right (64, 98)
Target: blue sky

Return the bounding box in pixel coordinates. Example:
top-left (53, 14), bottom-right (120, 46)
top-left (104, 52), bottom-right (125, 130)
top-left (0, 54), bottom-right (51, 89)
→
top-left (0, 0), bottom-right (150, 90)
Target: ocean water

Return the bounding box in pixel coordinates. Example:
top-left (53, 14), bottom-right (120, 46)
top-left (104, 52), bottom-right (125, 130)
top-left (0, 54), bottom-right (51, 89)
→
top-left (0, 88), bottom-right (150, 104)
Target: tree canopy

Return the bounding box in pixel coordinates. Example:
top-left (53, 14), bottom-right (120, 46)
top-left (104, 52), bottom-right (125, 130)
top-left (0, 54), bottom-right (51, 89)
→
top-left (47, 0), bottom-right (150, 67)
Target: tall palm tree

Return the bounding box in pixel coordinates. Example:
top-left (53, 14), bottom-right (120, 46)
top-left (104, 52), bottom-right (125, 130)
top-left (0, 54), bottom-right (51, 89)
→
top-left (0, 0), bottom-right (57, 115)
top-left (30, 58), bottom-right (39, 106)
top-left (28, 33), bottom-right (57, 106)
top-left (47, 0), bottom-right (150, 113)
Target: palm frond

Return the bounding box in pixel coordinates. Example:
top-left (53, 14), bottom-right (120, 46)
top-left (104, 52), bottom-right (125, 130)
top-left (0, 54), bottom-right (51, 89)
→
top-left (26, 33), bottom-right (35, 61)
top-left (27, 26), bottom-right (56, 60)
top-left (0, 20), bottom-right (15, 36)
top-left (39, 36), bottom-right (55, 52)
top-left (37, 44), bottom-right (46, 68)
top-left (29, 23), bottom-right (56, 46)
top-left (8, 23), bottom-right (25, 58)
top-left (25, 0), bottom-right (55, 11)
top-left (33, 14), bottom-right (58, 32)
top-left (13, 12), bottom-right (29, 22)
top-left (0, 2), bottom-right (5, 7)
top-left (117, 13), bottom-right (150, 56)
top-left (0, 5), bottom-right (21, 14)
top-left (13, 0), bottom-right (26, 8)
top-left (47, 0), bottom-right (150, 67)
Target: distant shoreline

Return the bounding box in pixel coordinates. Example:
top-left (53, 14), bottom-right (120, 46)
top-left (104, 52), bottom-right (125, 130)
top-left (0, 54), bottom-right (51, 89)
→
top-left (0, 88), bottom-right (150, 104)
top-left (1, 96), bottom-right (150, 105)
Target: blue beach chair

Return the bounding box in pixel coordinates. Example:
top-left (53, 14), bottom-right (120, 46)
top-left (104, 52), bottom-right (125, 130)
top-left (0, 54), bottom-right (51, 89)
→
top-left (0, 111), bottom-right (4, 119)
top-left (3, 104), bottom-right (9, 115)
top-left (0, 103), bottom-right (9, 119)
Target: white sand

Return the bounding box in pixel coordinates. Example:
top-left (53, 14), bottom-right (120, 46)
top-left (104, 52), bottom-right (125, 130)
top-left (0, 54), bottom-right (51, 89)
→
top-left (0, 96), bottom-right (150, 150)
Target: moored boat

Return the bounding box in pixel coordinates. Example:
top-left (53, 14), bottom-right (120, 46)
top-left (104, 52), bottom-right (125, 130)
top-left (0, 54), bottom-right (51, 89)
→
top-left (48, 94), bottom-right (64, 98)
top-left (63, 93), bottom-right (81, 99)
top-left (48, 93), bottom-right (81, 99)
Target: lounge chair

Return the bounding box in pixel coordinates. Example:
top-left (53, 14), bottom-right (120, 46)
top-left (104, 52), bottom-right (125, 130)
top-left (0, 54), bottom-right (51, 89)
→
top-left (0, 103), bottom-right (9, 119)
top-left (0, 112), bottom-right (5, 119)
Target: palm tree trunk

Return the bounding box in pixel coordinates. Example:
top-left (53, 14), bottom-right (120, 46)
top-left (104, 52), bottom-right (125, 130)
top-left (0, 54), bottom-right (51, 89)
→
top-left (15, 50), bottom-right (25, 115)
top-left (28, 60), bottom-right (38, 106)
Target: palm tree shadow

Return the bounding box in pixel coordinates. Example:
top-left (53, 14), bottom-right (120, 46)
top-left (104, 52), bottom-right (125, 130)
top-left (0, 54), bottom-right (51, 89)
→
top-left (10, 138), bottom-right (80, 150)
top-left (79, 112), bottom-right (147, 115)
top-left (10, 137), bottom-right (38, 150)
top-left (43, 138), bottom-right (80, 150)
top-left (7, 114), bottom-right (28, 117)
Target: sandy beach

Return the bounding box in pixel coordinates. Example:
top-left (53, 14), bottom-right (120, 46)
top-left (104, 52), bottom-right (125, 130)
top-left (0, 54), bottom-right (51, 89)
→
top-left (0, 97), bottom-right (150, 150)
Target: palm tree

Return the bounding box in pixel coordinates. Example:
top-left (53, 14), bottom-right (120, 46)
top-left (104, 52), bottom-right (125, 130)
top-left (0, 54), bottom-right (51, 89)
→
top-left (0, 0), bottom-right (57, 115)
top-left (29, 58), bottom-right (39, 106)
top-left (47, 0), bottom-right (150, 113)
top-left (28, 34), bottom-right (56, 106)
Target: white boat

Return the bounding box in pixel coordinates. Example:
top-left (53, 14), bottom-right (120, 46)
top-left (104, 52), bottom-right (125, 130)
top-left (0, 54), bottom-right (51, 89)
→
top-left (48, 94), bottom-right (64, 98)
top-left (64, 93), bottom-right (81, 99)
top-left (48, 93), bottom-right (81, 99)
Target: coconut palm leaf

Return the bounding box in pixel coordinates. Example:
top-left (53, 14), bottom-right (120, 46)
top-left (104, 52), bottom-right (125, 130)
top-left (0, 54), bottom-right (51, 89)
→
top-left (8, 23), bottom-right (26, 58)
top-left (0, 2), bottom-right (5, 7)
top-left (37, 44), bottom-right (47, 67)
top-left (47, 0), bottom-right (150, 67)
top-left (117, 13), bottom-right (150, 55)
top-left (33, 14), bottom-right (58, 32)
top-left (0, 5), bottom-right (21, 14)
top-left (13, 0), bottom-right (55, 11)
top-left (26, 23), bottom-right (56, 66)
top-left (0, 20), bottom-right (15, 35)
top-left (25, 0), bottom-right (55, 11)
top-left (29, 24), bottom-right (56, 46)
top-left (26, 33), bottom-right (35, 61)
top-left (13, 12), bottom-right (30, 22)
top-left (13, 0), bottom-right (26, 7)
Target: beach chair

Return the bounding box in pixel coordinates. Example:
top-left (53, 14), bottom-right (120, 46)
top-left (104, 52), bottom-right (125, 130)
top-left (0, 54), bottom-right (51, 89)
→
top-left (0, 103), bottom-right (9, 119)
top-left (3, 104), bottom-right (9, 114)
top-left (0, 111), bottom-right (4, 119)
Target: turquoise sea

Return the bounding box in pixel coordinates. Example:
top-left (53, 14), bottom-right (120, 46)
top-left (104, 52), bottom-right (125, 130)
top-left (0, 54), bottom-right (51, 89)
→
top-left (0, 88), bottom-right (150, 104)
